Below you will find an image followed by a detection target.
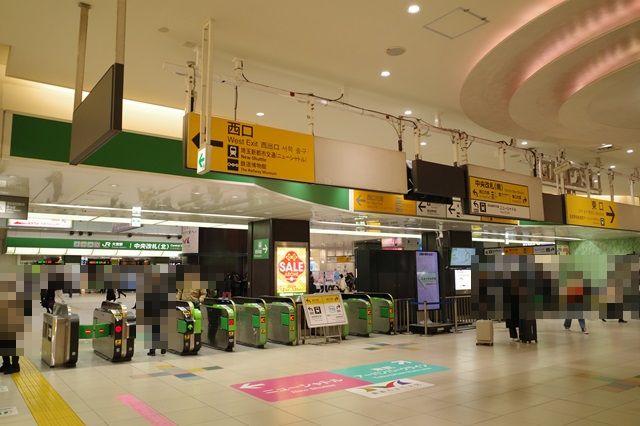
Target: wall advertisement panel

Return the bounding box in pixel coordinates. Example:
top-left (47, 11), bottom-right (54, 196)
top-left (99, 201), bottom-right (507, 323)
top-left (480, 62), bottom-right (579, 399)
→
top-left (275, 243), bottom-right (308, 296)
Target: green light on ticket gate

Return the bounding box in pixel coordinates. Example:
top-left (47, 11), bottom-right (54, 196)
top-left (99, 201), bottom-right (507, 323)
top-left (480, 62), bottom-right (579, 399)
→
top-left (358, 308), bottom-right (368, 320)
top-left (252, 314), bottom-right (260, 329)
top-left (280, 312), bottom-right (290, 326)
top-left (380, 306), bottom-right (390, 318)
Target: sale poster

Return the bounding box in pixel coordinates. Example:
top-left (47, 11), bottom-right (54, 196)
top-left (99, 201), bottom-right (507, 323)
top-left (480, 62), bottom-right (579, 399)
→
top-left (275, 244), bottom-right (308, 296)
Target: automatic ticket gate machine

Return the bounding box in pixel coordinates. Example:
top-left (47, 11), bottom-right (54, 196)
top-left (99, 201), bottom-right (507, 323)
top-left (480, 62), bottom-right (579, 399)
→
top-left (341, 293), bottom-right (373, 338)
top-left (201, 298), bottom-right (235, 352)
top-left (231, 297), bottom-right (268, 348)
top-left (91, 301), bottom-right (136, 362)
top-left (169, 301), bottom-right (202, 355)
top-left (364, 293), bottom-right (395, 334)
top-left (260, 296), bottom-right (298, 345)
top-left (41, 303), bottom-right (80, 368)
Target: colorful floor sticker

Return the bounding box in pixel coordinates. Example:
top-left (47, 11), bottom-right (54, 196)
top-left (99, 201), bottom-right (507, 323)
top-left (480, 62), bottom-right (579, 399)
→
top-left (345, 378), bottom-right (434, 398)
top-left (232, 371), bottom-right (370, 402)
top-left (130, 363), bottom-right (222, 381)
top-left (331, 360), bottom-right (448, 382)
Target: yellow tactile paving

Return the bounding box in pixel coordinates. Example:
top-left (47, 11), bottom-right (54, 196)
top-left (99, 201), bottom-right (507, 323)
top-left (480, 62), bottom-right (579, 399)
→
top-left (11, 358), bottom-right (83, 426)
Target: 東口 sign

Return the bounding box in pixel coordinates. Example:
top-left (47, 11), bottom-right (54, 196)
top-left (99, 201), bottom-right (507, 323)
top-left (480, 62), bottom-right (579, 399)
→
top-left (184, 113), bottom-right (315, 183)
top-left (565, 195), bottom-right (619, 229)
top-left (275, 245), bottom-right (308, 296)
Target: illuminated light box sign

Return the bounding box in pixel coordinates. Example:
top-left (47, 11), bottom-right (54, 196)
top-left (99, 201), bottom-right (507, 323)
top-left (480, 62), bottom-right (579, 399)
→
top-left (9, 218), bottom-right (72, 229)
top-left (275, 243), bottom-right (308, 296)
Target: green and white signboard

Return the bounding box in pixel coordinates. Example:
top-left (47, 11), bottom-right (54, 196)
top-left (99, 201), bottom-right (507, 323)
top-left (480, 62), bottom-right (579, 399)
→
top-left (253, 238), bottom-right (269, 260)
top-left (6, 237), bottom-right (182, 251)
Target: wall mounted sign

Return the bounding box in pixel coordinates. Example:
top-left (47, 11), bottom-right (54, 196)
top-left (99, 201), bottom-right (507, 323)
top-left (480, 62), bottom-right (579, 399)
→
top-left (0, 195), bottom-right (29, 219)
top-left (9, 218), bottom-right (72, 229)
top-left (6, 237), bottom-right (182, 251)
top-left (352, 189), bottom-right (416, 216)
top-left (253, 238), bottom-right (269, 260)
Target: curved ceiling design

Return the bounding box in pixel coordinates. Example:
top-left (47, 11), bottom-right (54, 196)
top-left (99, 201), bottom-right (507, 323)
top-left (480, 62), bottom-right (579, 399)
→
top-left (461, 0), bottom-right (640, 157)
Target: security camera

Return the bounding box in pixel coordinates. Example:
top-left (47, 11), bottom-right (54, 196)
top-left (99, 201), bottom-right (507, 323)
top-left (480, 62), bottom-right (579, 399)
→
top-left (127, 233), bottom-right (133, 238)
top-left (88, 232), bottom-right (93, 236)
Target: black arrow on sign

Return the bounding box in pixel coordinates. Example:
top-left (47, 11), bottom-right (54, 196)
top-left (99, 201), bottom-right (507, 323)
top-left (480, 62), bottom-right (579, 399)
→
top-left (448, 204), bottom-right (455, 214)
top-left (191, 133), bottom-right (224, 149)
top-left (473, 189), bottom-right (478, 197)
top-left (606, 206), bottom-right (615, 223)
top-left (418, 202), bottom-right (426, 212)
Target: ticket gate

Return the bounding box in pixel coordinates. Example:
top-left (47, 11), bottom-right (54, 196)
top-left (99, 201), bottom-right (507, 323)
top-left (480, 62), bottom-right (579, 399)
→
top-left (169, 301), bottom-right (202, 355)
top-left (41, 303), bottom-right (79, 367)
top-left (201, 298), bottom-right (235, 352)
top-left (341, 294), bottom-right (373, 338)
top-left (261, 296), bottom-right (298, 345)
top-left (231, 297), bottom-right (268, 348)
top-left (92, 302), bottom-right (136, 362)
top-left (365, 293), bottom-right (395, 334)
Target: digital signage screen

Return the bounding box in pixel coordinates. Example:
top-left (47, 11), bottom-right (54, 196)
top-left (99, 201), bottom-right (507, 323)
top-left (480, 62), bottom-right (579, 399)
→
top-left (450, 247), bottom-right (475, 267)
top-left (275, 243), bottom-right (308, 297)
top-left (416, 252), bottom-right (440, 310)
top-left (454, 269), bottom-right (472, 291)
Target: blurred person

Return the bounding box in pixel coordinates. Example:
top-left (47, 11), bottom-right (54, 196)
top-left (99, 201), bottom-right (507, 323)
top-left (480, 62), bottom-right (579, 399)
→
top-left (106, 288), bottom-right (117, 302)
top-left (564, 318), bottom-right (588, 335)
top-left (338, 274), bottom-right (347, 293)
top-left (1, 271), bottom-right (31, 374)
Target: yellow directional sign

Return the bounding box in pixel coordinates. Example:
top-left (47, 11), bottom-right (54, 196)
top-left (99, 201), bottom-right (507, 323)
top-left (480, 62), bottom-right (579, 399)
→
top-left (184, 112), bottom-right (315, 183)
top-left (352, 190), bottom-right (416, 216)
top-left (480, 217), bottom-right (519, 225)
top-left (565, 195), bottom-right (619, 229)
top-left (469, 176), bottom-right (530, 207)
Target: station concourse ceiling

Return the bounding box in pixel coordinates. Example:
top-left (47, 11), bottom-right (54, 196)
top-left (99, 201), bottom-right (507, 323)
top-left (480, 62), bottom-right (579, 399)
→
top-left (1, 1), bottom-right (639, 248)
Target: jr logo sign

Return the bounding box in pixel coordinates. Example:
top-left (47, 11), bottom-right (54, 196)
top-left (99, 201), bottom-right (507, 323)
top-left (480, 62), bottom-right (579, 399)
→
top-left (278, 250), bottom-right (305, 283)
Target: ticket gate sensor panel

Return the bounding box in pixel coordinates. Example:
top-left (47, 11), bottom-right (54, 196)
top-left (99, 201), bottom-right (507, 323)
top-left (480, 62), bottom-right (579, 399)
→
top-left (201, 298), bottom-right (235, 352)
top-left (92, 302), bottom-right (136, 362)
top-left (261, 296), bottom-right (298, 345)
top-left (341, 295), bottom-right (373, 337)
top-left (169, 301), bottom-right (202, 355)
top-left (366, 293), bottom-right (395, 334)
top-left (232, 297), bottom-right (268, 348)
top-left (41, 303), bottom-right (79, 368)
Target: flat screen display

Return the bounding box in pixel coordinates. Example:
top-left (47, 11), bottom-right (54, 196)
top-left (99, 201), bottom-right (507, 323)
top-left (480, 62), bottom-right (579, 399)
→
top-left (416, 252), bottom-right (440, 310)
top-left (454, 269), bottom-right (472, 291)
top-left (70, 63), bottom-right (123, 165)
top-left (450, 247), bottom-right (475, 266)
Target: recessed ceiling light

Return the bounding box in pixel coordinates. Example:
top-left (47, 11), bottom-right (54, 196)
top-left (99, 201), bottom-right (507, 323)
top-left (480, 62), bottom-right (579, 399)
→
top-left (380, 70), bottom-right (391, 77)
top-left (594, 179), bottom-right (599, 183)
top-left (231, 195), bottom-right (238, 199)
top-left (404, 110), bottom-right (412, 115)
top-left (420, 141), bottom-right (427, 146)
top-left (601, 143), bottom-right (613, 148)
top-left (110, 184), bottom-right (118, 187)
top-left (609, 165), bottom-right (616, 169)
top-left (520, 141), bottom-right (528, 146)
top-left (193, 192), bottom-right (200, 195)
top-left (407, 4), bottom-right (421, 14)
top-left (158, 27), bottom-right (169, 33)
top-left (256, 112), bottom-right (265, 117)
top-left (627, 149), bottom-right (634, 154)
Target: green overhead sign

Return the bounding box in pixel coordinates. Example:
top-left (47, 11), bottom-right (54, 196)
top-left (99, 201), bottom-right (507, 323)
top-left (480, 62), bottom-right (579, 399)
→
top-left (253, 239), bottom-right (269, 260)
top-left (6, 237), bottom-right (182, 251)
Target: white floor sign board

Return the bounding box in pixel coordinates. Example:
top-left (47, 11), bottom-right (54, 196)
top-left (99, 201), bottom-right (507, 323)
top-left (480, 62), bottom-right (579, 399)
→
top-left (301, 294), bottom-right (347, 328)
top-left (346, 378), bottom-right (433, 398)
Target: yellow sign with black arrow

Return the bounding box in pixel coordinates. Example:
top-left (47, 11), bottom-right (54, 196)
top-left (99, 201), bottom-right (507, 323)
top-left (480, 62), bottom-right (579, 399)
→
top-left (184, 112), bottom-right (315, 183)
top-left (565, 195), bottom-right (619, 229)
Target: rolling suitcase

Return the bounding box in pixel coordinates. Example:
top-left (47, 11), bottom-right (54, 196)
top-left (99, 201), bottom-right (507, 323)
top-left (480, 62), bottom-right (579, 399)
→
top-left (475, 320), bottom-right (493, 346)
top-left (519, 319), bottom-right (537, 343)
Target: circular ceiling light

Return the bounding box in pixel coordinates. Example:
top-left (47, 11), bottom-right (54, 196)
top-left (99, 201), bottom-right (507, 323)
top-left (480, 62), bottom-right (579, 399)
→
top-left (609, 165), bottom-right (616, 169)
top-left (627, 149), bottom-right (634, 154)
top-left (193, 192), bottom-right (201, 195)
top-left (420, 141), bottom-right (427, 146)
top-left (380, 70), bottom-right (391, 77)
top-left (256, 112), bottom-right (265, 117)
top-left (407, 5), bottom-right (421, 14)
top-left (404, 110), bottom-right (412, 115)
top-left (386, 46), bottom-right (406, 56)
top-left (520, 141), bottom-right (528, 146)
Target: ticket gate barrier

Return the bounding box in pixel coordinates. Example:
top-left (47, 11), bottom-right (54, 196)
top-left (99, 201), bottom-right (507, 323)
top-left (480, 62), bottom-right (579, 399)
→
top-left (169, 301), bottom-right (202, 355)
top-left (231, 297), bottom-right (268, 348)
top-left (260, 296), bottom-right (298, 345)
top-left (364, 293), bottom-right (395, 334)
top-left (201, 298), bottom-right (235, 352)
top-left (92, 302), bottom-right (136, 362)
top-left (341, 294), bottom-right (373, 338)
top-left (41, 303), bottom-right (79, 368)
